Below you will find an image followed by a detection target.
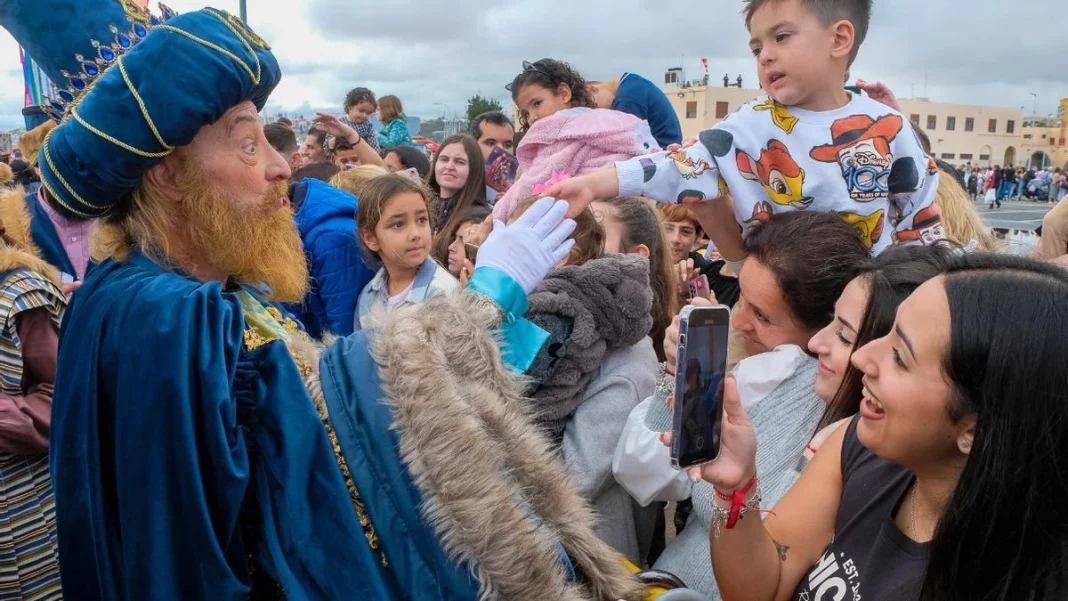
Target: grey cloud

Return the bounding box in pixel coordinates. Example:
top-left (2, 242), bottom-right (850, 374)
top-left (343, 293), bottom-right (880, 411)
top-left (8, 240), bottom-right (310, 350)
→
top-left (3, 0), bottom-right (1066, 130)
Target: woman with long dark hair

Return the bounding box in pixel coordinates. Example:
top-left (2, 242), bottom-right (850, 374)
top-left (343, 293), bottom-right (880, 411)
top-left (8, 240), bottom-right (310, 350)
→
top-left (696, 253), bottom-right (1068, 601)
top-left (427, 134), bottom-right (489, 265)
top-left (808, 245), bottom-right (954, 441)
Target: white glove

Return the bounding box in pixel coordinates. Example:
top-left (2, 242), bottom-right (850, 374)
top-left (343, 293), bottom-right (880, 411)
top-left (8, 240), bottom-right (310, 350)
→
top-left (476, 197), bottom-right (576, 294)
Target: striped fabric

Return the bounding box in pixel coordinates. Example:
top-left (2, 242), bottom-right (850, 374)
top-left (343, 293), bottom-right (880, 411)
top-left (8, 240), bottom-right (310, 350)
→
top-left (0, 270), bottom-right (64, 600)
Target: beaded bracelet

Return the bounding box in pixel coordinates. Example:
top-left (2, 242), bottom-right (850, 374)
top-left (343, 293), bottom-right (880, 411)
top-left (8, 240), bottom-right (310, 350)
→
top-left (655, 363), bottom-right (675, 398)
top-left (709, 479), bottom-right (763, 538)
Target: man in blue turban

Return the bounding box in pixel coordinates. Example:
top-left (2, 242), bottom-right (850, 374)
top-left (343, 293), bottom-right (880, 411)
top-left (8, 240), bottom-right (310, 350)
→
top-left (1, 2), bottom-right (651, 600)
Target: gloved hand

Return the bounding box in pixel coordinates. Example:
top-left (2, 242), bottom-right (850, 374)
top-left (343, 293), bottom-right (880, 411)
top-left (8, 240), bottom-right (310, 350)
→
top-left (476, 197), bottom-right (576, 294)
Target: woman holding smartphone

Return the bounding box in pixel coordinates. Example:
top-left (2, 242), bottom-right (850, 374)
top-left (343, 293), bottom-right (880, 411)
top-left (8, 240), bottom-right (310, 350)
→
top-left (697, 253), bottom-right (1068, 601)
top-left (613, 211), bottom-right (870, 588)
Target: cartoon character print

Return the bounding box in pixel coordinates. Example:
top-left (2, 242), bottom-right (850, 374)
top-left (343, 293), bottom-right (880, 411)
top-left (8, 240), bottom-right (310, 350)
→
top-left (743, 201), bottom-right (773, 237)
top-left (737, 140), bottom-right (812, 209)
top-left (752, 99), bottom-right (799, 134)
top-left (839, 209), bottom-right (886, 250)
top-left (892, 205), bottom-right (945, 245)
top-left (668, 151), bottom-right (712, 180)
top-left (810, 114), bottom-right (904, 202)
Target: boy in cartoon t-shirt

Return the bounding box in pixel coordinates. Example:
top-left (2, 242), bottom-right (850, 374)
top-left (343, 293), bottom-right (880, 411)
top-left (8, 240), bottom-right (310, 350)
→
top-left (544, 0), bottom-right (943, 257)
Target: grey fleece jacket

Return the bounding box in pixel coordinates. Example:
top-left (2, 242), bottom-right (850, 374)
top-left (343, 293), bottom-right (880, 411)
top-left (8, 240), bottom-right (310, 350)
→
top-left (562, 336), bottom-right (659, 564)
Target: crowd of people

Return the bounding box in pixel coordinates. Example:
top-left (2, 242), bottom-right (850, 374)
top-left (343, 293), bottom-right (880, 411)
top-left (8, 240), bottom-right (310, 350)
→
top-left (0, 0), bottom-right (1066, 600)
top-left (963, 163), bottom-right (1068, 209)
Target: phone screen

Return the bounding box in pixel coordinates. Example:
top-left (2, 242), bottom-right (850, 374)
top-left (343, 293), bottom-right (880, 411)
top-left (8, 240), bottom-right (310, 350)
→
top-left (671, 306), bottom-right (730, 468)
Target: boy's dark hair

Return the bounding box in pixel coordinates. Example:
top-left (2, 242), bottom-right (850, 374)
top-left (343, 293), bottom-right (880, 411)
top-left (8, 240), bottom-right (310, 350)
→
top-left (344, 87), bottom-right (377, 112)
top-left (292, 161), bottom-right (340, 183)
top-left (743, 0), bottom-right (873, 65)
top-left (470, 112), bottom-right (514, 139)
top-left (332, 137), bottom-right (355, 152)
top-left (275, 116), bottom-right (293, 126)
top-left (306, 127), bottom-right (326, 149)
top-left (264, 122), bottom-right (298, 154)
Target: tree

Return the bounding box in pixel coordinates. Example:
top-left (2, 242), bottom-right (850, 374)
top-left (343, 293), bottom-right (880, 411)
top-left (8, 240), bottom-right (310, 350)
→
top-left (419, 117), bottom-right (445, 140)
top-left (466, 94), bottom-right (504, 124)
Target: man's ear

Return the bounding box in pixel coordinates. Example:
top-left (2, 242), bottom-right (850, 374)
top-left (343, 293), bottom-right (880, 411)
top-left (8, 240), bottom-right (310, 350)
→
top-left (830, 19), bottom-right (856, 62)
top-left (632, 243), bottom-right (651, 258)
top-left (143, 154), bottom-right (184, 202)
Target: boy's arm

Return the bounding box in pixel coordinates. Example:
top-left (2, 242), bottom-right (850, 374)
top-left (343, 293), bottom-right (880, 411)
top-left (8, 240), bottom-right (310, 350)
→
top-left (614, 134), bottom-right (728, 205)
top-left (544, 128), bottom-right (733, 211)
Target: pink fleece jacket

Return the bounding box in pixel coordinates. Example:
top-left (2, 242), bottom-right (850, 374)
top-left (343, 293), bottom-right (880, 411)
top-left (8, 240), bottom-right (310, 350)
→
top-left (492, 108), bottom-right (659, 220)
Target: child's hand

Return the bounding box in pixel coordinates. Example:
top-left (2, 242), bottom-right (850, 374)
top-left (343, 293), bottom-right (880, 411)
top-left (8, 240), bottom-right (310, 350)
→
top-left (313, 112), bottom-right (359, 143)
top-left (539, 169), bottom-right (620, 218)
top-left (540, 179), bottom-right (595, 218)
top-left (855, 79), bottom-right (900, 112)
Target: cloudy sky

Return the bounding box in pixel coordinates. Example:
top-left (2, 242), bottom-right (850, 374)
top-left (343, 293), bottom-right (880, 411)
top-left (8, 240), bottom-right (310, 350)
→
top-left (0, 0), bottom-right (1065, 130)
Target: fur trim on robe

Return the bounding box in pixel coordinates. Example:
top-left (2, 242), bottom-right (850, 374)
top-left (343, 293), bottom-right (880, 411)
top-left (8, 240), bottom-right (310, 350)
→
top-left (0, 187), bottom-right (60, 286)
top-left (368, 291), bottom-right (644, 601)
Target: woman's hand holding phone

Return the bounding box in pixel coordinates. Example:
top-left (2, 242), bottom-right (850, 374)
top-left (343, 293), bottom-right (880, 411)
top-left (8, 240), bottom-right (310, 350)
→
top-left (661, 376), bottom-right (759, 488)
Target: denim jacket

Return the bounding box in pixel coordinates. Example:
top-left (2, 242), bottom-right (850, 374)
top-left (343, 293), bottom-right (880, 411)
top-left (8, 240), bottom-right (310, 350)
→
top-left (355, 258), bottom-right (459, 330)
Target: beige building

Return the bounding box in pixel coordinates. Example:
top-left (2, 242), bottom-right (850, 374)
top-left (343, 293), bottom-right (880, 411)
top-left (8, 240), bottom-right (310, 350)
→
top-left (664, 75), bottom-right (1066, 170)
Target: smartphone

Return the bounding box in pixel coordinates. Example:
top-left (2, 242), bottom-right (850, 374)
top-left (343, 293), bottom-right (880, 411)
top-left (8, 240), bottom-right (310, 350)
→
top-left (671, 305), bottom-right (731, 469)
top-left (465, 243), bottom-right (480, 264)
top-left (485, 146), bottom-right (520, 194)
top-left (687, 275), bottom-right (710, 301)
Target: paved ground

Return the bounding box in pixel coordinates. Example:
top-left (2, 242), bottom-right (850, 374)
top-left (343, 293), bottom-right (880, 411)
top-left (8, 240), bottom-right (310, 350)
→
top-left (975, 198), bottom-right (1056, 232)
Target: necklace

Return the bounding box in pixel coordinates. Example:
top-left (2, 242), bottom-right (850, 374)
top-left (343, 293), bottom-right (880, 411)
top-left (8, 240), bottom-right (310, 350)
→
top-left (909, 481), bottom-right (919, 539)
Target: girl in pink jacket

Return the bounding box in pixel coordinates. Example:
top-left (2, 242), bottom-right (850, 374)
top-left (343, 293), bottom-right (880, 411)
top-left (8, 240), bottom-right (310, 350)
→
top-left (495, 59), bottom-right (659, 220)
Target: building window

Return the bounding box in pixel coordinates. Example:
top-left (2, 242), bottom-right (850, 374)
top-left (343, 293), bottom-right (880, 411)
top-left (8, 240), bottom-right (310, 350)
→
top-left (1023, 134), bottom-right (1033, 139)
top-left (940, 153), bottom-right (955, 160)
top-left (927, 115), bottom-right (937, 130)
top-left (715, 101), bottom-right (729, 118)
top-left (959, 153), bottom-right (973, 160)
top-left (910, 114), bottom-right (920, 125)
top-left (1007, 120), bottom-right (1015, 134)
top-left (988, 119), bottom-right (997, 133)
top-left (965, 117), bottom-right (975, 132)
top-left (685, 101), bottom-right (697, 119)
top-left (946, 116), bottom-right (956, 131)
top-left (979, 154), bottom-right (991, 161)
top-left (665, 71), bottom-right (678, 85)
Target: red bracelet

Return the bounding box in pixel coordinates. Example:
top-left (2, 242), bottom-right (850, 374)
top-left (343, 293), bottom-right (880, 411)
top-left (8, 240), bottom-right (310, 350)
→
top-left (714, 476), bottom-right (757, 530)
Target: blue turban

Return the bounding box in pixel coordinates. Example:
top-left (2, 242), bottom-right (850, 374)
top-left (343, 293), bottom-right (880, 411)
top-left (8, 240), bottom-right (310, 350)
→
top-left (0, 1), bottom-right (281, 219)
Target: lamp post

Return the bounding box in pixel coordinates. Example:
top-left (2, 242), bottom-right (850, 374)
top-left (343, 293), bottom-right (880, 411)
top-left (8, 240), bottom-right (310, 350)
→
top-left (239, 0), bottom-right (247, 23)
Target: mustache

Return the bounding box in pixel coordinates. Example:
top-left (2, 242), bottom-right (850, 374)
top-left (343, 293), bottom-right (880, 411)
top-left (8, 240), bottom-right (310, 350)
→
top-left (257, 181), bottom-right (289, 210)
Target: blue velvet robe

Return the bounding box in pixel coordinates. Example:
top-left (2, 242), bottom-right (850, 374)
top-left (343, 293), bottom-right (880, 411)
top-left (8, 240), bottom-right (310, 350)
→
top-left (319, 332), bottom-right (481, 600)
top-left (49, 252), bottom-right (392, 600)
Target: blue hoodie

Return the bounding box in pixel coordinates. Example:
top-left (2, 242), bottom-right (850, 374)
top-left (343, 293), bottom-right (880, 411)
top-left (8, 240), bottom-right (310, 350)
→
top-left (612, 72), bottom-right (683, 148)
top-left (290, 179), bottom-right (376, 338)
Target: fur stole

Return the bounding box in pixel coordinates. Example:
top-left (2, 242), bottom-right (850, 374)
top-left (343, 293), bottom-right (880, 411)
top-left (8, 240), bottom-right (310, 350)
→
top-left (0, 186), bottom-right (61, 286)
top-left (369, 291), bottom-right (643, 601)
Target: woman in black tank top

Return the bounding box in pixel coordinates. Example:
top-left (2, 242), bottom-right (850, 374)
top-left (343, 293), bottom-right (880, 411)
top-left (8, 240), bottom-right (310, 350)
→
top-left (686, 253), bottom-right (1068, 601)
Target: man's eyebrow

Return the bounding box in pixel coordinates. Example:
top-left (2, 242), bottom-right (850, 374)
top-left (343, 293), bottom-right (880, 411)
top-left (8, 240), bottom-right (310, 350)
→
top-left (227, 114), bottom-right (261, 137)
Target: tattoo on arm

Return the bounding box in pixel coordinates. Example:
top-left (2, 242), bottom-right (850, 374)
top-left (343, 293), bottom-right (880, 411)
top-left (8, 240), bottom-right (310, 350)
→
top-left (773, 540), bottom-right (790, 562)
